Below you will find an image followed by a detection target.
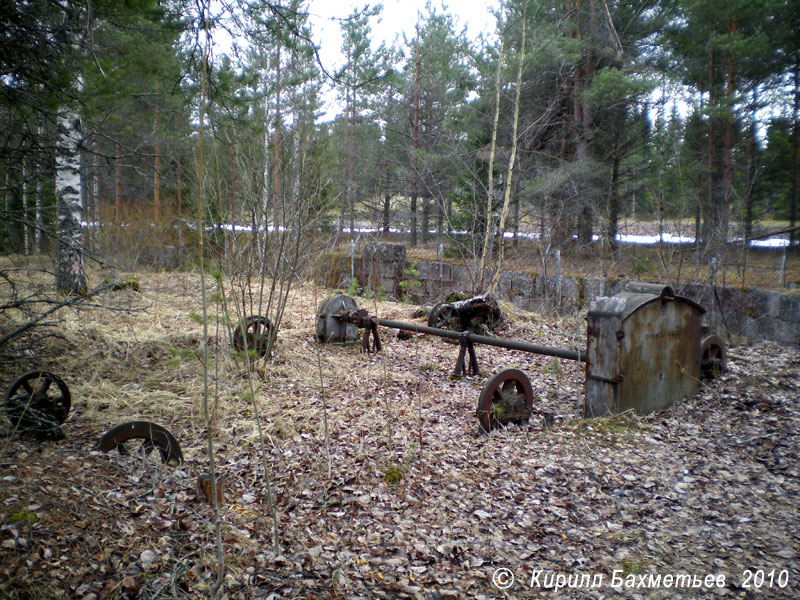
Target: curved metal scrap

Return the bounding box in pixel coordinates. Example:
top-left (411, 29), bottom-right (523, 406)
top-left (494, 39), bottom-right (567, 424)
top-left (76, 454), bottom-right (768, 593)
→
top-left (97, 421), bottom-right (184, 466)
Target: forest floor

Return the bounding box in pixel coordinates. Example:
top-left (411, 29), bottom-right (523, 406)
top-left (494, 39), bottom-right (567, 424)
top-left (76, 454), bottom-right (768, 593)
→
top-left (1, 270), bottom-right (799, 599)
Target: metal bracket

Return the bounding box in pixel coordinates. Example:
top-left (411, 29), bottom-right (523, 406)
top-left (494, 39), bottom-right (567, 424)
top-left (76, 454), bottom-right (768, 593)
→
top-left (340, 309), bottom-right (383, 353)
top-left (453, 332), bottom-right (481, 378)
top-left (361, 317), bottom-right (382, 353)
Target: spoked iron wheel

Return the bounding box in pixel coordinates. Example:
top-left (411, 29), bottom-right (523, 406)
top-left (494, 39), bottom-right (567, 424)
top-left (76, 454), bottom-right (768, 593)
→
top-left (476, 368), bottom-right (534, 432)
top-left (233, 315), bottom-right (274, 358)
top-left (3, 370), bottom-right (71, 437)
top-left (428, 302), bottom-right (462, 331)
top-left (700, 335), bottom-right (727, 378)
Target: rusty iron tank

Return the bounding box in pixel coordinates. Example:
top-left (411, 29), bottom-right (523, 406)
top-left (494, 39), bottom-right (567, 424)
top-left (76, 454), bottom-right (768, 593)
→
top-left (584, 285), bottom-right (705, 417)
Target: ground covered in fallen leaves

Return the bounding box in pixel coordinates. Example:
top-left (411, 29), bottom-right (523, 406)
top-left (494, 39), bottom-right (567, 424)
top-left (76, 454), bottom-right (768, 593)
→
top-left (1, 271), bottom-right (799, 599)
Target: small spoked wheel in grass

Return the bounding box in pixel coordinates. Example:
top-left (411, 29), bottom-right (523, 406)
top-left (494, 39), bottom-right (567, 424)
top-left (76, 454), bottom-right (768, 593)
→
top-left (2, 370), bottom-right (71, 438)
top-left (700, 335), bottom-right (727, 378)
top-left (476, 368), bottom-right (534, 433)
top-left (233, 315), bottom-right (273, 358)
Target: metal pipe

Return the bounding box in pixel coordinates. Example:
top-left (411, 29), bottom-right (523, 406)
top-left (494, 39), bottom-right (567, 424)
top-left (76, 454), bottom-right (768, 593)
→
top-left (372, 317), bottom-right (586, 362)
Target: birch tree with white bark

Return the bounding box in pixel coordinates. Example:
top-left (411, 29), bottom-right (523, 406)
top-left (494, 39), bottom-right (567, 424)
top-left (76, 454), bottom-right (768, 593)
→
top-left (54, 1), bottom-right (87, 295)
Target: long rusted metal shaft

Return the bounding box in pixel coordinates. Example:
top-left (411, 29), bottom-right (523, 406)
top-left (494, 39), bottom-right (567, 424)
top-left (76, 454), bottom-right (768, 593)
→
top-left (371, 317), bottom-right (586, 362)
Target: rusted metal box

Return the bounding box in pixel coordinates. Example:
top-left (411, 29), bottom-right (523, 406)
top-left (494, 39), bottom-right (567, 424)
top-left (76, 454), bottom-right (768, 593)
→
top-left (584, 286), bottom-right (704, 417)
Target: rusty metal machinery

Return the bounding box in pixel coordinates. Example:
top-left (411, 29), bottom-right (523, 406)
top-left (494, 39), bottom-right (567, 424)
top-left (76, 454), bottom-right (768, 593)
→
top-left (317, 293), bottom-right (361, 344)
top-left (319, 286), bottom-right (726, 430)
top-left (97, 421), bottom-right (184, 466)
top-left (428, 296), bottom-right (500, 333)
top-left (233, 315), bottom-right (273, 357)
top-left (3, 371), bottom-right (71, 439)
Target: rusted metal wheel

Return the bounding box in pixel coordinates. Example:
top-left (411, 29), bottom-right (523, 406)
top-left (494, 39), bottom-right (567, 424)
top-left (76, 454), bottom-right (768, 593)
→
top-left (233, 315), bottom-right (273, 357)
top-left (700, 335), bottom-right (727, 378)
top-left (476, 368), bottom-right (534, 432)
top-left (97, 421), bottom-right (184, 466)
top-left (3, 371), bottom-right (71, 437)
top-left (428, 302), bottom-right (461, 331)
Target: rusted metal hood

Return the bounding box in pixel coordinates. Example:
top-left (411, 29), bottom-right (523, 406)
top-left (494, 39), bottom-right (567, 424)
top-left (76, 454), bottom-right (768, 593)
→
top-left (584, 286), bottom-right (705, 417)
top-left (588, 286), bottom-right (705, 323)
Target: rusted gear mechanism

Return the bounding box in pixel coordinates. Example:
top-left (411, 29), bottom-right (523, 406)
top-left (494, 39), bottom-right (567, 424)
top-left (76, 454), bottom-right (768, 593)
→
top-left (476, 368), bottom-right (534, 432)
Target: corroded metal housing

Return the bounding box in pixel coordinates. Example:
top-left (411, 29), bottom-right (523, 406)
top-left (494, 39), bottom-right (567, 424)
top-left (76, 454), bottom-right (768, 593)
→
top-left (316, 293), bottom-right (360, 344)
top-left (584, 286), bottom-right (705, 417)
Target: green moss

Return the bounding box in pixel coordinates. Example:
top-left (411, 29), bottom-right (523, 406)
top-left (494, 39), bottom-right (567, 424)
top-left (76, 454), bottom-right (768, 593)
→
top-left (384, 467), bottom-right (403, 484)
top-left (8, 510), bottom-right (37, 524)
top-left (106, 277), bottom-right (140, 292)
top-left (620, 560), bottom-right (649, 576)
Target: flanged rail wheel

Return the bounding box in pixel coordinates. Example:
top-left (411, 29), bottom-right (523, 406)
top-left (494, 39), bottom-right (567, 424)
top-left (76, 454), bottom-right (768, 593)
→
top-left (700, 335), bottom-right (727, 378)
top-left (428, 302), bottom-right (461, 331)
top-left (233, 315), bottom-right (273, 358)
top-left (477, 368), bottom-right (534, 432)
top-left (3, 370), bottom-right (71, 437)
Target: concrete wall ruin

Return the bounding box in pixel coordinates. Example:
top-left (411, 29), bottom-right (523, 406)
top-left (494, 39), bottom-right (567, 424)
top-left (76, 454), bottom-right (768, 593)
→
top-left (332, 243), bottom-right (800, 345)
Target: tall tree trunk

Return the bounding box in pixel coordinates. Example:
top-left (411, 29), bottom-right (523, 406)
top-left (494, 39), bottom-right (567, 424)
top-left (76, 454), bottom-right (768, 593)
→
top-left (608, 142), bottom-right (621, 249)
top-left (719, 13), bottom-right (737, 247)
top-left (230, 153), bottom-right (237, 232)
top-left (349, 89), bottom-right (356, 239)
top-left (422, 197), bottom-right (430, 244)
top-left (273, 44), bottom-right (282, 230)
top-left (704, 34), bottom-right (716, 248)
top-left (34, 122), bottom-right (43, 254)
top-left (410, 27), bottom-right (421, 247)
top-left (261, 83), bottom-right (271, 247)
top-left (153, 79), bottom-right (161, 225)
top-left (177, 158), bottom-right (184, 258)
top-left (115, 139), bottom-right (122, 224)
top-left (55, 108), bottom-right (87, 295)
top-left (23, 154), bottom-right (30, 256)
top-left (382, 193), bottom-right (392, 232)
top-left (488, 0), bottom-right (527, 295)
top-left (479, 29), bottom-right (504, 288)
top-left (744, 92), bottom-right (759, 242)
top-left (574, 0), bottom-right (596, 245)
top-left (340, 48), bottom-right (350, 238)
top-left (791, 59), bottom-right (799, 246)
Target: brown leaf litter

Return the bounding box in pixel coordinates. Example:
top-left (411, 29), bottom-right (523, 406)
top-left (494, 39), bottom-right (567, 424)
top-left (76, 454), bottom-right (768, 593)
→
top-left (1, 271), bottom-right (798, 599)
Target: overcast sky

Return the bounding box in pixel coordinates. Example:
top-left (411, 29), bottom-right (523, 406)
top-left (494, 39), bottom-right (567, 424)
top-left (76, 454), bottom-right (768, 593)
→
top-left (306, 0), bottom-right (501, 119)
